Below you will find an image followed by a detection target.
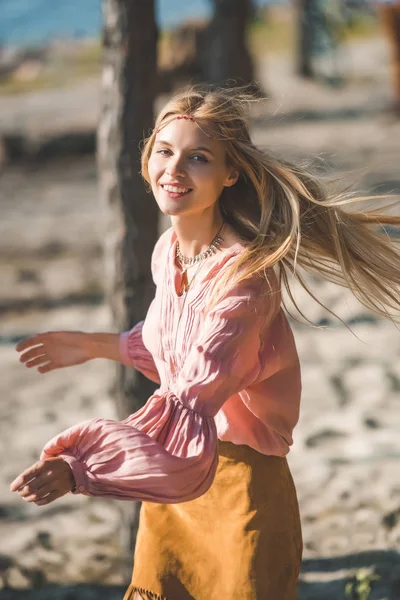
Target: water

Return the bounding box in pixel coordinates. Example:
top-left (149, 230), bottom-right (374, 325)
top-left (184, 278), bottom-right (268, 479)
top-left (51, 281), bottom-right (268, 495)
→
top-left (0, 0), bottom-right (275, 47)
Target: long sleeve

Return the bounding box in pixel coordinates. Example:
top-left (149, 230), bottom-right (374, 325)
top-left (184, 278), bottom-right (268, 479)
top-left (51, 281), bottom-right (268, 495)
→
top-left (119, 320), bottom-right (160, 384)
top-left (40, 280), bottom-right (273, 504)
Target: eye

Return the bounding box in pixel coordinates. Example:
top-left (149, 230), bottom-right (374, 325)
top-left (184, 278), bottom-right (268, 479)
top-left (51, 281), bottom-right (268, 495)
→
top-left (191, 154), bottom-right (208, 163)
top-left (156, 149), bottom-right (172, 156)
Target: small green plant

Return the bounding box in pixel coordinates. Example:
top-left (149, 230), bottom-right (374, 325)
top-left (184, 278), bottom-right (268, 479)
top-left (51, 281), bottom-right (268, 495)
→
top-left (345, 567), bottom-right (388, 600)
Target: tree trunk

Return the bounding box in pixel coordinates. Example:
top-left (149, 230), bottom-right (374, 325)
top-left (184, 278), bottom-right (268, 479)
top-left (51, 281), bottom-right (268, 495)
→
top-left (203, 0), bottom-right (256, 87)
top-left (296, 0), bottom-right (316, 78)
top-left (97, 0), bottom-right (158, 582)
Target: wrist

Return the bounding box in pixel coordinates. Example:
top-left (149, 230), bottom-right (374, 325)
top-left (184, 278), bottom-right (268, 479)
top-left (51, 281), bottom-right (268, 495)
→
top-left (65, 463), bottom-right (76, 492)
top-left (85, 333), bottom-right (121, 362)
top-left (79, 332), bottom-right (97, 361)
top-left (60, 454), bottom-right (87, 495)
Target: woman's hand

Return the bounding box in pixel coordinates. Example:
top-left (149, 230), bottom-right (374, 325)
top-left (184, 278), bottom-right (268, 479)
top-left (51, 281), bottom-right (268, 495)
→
top-left (10, 457), bottom-right (75, 505)
top-left (16, 331), bottom-right (122, 373)
top-left (16, 331), bottom-right (93, 374)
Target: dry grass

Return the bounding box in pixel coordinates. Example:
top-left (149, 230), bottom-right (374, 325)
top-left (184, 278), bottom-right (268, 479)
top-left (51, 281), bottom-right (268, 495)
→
top-left (0, 40), bottom-right (102, 96)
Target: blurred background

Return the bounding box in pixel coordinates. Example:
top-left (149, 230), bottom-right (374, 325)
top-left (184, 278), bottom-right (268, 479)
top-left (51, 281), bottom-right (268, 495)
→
top-left (1, 1), bottom-right (400, 599)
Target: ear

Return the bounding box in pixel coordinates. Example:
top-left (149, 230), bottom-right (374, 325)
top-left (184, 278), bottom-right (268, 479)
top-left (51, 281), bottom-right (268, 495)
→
top-left (223, 167), bottom-right (239, 188)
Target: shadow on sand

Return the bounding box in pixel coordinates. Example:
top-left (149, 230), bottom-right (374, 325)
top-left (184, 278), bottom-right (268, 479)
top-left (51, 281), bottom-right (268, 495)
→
top-left (1, 551), bottom-right (399, 599)
top-left (0, 585), bottom-right (126, 599)
top-left (298, 550), bottom-right (400, 599)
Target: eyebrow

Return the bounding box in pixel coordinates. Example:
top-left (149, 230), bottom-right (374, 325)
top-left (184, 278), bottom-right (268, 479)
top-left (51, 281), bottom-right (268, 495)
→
top-left (155, 140), bottom-right (214, 156)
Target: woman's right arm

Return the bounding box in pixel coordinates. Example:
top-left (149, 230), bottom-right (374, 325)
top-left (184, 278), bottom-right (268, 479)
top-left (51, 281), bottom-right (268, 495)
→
top-left (17, 231), bottom-right (173, 378)
top-left (16, 330), bottom-right (115, 373)
top-left (16, 321), bottom-right (160, 383)
top-left (17, 231), bottom-right (175, 376)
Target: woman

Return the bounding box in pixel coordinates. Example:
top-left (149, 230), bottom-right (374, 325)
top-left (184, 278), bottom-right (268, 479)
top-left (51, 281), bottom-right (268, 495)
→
top-left (11, 85), bottom-right (400, 599)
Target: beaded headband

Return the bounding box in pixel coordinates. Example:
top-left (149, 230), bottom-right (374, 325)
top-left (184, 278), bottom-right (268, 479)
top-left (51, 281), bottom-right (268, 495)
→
top-left (154, 114), bottom-right (195, 135)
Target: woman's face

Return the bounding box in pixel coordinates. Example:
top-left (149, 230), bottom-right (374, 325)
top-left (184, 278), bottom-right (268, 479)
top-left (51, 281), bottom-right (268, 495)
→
top-left (147, 118), bottom-right (238, 218)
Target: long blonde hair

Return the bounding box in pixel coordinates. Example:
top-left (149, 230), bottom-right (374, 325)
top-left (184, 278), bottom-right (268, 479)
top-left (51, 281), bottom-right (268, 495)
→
top-left (141, 85), bottom-right (400, 323)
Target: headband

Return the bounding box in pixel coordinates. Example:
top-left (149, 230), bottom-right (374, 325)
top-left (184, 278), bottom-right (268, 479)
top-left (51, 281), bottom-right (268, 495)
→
top-left (155, 114), bottom-right (194, 134)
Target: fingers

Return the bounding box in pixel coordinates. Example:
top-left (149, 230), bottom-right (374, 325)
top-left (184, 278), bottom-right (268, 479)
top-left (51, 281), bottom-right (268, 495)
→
top-left (37, 362), bottom-right (56, 374)
top-left (22, 353), bottom-right (54, 374)
top-left (17, 339), bottom-right (55, 373)
top-left (11, 458), bottom-right (75, 507)
top-left (16, 335), bottom-right (45, 353)
top-left (34, 489), bottom-right (66, 506)
top-left (19, 347), bottom-right (46, 364)
top-left (18, 482), bottom-right (67, 506)
top-left (15, 468), bottom-right (53, 498)
top-left (25, 356), bottom-right (50, 369)
top-left (10, 461), bottom-right (46, 492)
top-left (18, 480), bottom-right (53, 502)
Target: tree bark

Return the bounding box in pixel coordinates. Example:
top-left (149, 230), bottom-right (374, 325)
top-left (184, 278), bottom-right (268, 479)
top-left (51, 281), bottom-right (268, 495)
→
top-left (296, 0), bottom-right (316, 78)
top-left (97, 0), bottom-right (158, 581)
top-left (203, 0), bottom-right (256, 87)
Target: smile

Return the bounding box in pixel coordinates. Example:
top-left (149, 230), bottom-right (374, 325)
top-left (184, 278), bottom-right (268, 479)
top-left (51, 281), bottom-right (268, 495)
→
top-left (161, 184), bottom-right (192, 197)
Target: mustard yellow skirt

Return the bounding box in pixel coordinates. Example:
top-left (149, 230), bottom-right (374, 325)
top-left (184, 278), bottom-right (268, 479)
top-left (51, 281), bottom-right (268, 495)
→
top-left (123, 441), bottom-right (302, 600)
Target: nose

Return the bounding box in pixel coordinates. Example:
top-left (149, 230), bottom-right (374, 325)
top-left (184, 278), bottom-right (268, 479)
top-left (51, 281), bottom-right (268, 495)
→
top-left (165, 155), bottom-right (185, 178)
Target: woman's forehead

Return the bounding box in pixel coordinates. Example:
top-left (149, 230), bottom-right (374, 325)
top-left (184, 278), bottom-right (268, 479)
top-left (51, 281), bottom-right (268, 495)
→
top-left (155, 118), bottom-right (222, 152)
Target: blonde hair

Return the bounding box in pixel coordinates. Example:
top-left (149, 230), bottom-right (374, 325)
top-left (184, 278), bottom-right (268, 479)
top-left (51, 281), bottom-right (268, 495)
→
top-left (141, 85), bottom-right (400, 324)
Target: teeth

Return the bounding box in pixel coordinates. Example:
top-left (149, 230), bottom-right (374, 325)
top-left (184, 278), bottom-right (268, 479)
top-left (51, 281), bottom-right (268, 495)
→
top-left (163, 185), bottom-right (190, 194)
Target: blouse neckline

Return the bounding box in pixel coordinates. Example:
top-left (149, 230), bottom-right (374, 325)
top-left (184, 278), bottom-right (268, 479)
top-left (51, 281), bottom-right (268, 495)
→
top-left (168, 229), bottom-right (246, 298)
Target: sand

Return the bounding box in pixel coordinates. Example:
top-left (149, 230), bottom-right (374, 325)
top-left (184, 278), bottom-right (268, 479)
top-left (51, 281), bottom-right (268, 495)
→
top-left (0, 36), bottom-right (399, 599)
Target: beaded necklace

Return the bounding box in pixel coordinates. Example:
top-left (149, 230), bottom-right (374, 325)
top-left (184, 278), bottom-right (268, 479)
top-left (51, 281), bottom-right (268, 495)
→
top-left (175, 222), bottom-right (225, 296)
top-left (176, 224), bottom-right (225, 268)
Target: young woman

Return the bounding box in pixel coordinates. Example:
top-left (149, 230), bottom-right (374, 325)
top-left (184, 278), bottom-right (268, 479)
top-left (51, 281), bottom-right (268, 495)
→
top-left (11, 85), bottom-right (400, 600)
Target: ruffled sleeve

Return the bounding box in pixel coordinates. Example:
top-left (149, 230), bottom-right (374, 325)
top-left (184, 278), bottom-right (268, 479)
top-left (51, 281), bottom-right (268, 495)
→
top-left (41, 279), bottom-right (275, 504)
top-left (119, 321), bottom-right (160, 384)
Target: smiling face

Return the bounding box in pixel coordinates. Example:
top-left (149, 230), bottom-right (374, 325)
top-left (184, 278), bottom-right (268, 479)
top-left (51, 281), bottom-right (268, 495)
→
top-left (147, 118), bottom-right (238, 218)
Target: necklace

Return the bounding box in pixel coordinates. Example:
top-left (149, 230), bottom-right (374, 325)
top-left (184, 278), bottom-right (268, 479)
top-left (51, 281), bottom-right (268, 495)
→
top-left (176, 222), bottom-right (225, 267)
top-left (176, 222), bottom-right (225, 296)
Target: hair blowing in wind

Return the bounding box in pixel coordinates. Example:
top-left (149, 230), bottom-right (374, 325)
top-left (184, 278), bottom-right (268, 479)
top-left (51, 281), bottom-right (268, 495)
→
top-left (141, 85), bottom-right (400, 324)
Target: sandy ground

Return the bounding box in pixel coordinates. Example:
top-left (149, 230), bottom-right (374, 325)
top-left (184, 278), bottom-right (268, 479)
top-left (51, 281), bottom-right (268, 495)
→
top-left (0, 37), bottom-right (400, 599)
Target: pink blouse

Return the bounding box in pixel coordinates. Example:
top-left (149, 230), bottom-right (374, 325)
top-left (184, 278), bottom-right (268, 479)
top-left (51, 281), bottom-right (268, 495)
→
top-left (41, 228), bottom-right (301, 503)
